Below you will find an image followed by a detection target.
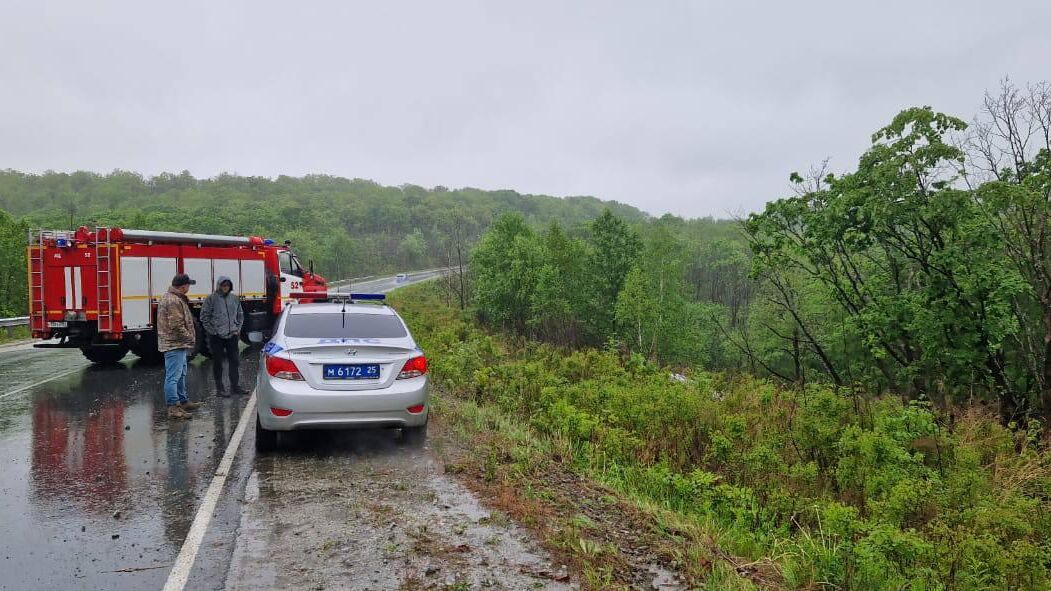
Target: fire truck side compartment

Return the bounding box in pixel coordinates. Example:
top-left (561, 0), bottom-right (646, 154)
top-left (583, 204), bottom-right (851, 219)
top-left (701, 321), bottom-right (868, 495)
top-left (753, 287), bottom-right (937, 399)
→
top-left (241, 259), bottom-right (265, 299)
top-left (120, 257), bottom-right (151, 330)
top-left (184, 258), bottom-right (213, 302)
top-left (213, 259), bottom-right (241, 294)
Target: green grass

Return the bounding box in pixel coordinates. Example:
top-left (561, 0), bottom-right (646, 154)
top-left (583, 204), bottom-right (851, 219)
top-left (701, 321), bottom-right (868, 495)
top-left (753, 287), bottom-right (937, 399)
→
top-left (0, 325), bottom-right (29, 344)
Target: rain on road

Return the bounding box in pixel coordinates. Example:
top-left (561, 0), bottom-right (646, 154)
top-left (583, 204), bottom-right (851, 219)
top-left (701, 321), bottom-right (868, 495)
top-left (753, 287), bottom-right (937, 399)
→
top-left (0, 271), bottom-right (571, 590)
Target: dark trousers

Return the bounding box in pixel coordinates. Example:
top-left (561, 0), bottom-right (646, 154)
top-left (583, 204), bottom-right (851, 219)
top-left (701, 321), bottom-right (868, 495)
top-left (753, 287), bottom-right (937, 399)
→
top-left (208, 334), bottom-right (240, 389)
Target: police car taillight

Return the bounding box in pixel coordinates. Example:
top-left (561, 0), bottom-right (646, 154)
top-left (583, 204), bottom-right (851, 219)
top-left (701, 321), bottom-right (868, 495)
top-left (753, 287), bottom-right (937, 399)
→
top-left (265, 355), bottom-right (304, 380)
top-left (397, 355), bottom-right (427, 379)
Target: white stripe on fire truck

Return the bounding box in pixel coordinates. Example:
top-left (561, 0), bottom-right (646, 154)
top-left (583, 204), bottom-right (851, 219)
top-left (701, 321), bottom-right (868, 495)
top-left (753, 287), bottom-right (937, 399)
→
top-left (63, 267), bottom-right (72, 309)
top-left (73, 266), bottom-right (82, 309)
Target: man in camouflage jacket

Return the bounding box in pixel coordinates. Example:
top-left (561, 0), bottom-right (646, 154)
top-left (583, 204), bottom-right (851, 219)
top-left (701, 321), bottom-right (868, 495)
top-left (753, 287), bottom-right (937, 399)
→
top-left (157, 273), bottom-right (203, 419)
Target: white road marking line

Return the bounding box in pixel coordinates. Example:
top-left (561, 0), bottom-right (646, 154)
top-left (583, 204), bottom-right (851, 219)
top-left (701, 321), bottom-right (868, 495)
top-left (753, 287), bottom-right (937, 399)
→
top-left (0, 364), bottom-right (89, 400)
top-left (162, 391), bottom-right (257, 591)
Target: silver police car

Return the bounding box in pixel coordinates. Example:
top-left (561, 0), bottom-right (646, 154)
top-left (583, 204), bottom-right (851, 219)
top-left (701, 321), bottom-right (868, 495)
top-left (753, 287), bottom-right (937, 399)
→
top-left (254, 296), bottom-right (428, 451)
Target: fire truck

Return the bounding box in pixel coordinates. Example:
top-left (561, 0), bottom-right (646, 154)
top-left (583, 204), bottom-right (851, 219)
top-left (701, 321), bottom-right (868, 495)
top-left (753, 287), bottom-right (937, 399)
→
top-left (28, 227), bottom-right (328, 364)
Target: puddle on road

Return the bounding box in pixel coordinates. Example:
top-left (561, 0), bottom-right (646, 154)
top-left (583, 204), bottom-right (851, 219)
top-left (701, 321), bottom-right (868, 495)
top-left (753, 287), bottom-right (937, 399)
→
top-left (0, 349), bottom-right (257, 590)
top-left (226, 429), bottom-right (574, 590)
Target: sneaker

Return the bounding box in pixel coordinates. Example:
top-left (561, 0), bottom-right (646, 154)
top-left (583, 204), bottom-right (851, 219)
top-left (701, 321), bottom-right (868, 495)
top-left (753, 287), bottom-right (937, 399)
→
top-left (232, 387), bottom-right (251, 396)
top-left (180, 401), bottom-right (203, 411)
top-left (167, 406), bottom-right (192, 420)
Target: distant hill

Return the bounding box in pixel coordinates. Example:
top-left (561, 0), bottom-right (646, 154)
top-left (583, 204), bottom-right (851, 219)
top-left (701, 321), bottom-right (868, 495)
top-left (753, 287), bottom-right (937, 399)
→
top-left (0, 169), bottom-right (647, 278)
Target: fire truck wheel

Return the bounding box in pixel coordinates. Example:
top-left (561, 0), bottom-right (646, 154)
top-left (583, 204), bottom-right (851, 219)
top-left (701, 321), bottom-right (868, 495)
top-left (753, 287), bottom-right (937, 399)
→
top-left (80, 345), bottom-right (130, 365)
top-left (193, 321), bottom-right (212, 360)
top-left (130, 347), bottom-right (163, 364)
top-left (127, 332), bottom-right (163, 364)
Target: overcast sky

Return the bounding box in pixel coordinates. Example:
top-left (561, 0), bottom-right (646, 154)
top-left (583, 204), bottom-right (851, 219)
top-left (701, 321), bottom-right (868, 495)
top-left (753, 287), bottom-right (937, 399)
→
top-left (1, 1), bottom-right (1048, 218)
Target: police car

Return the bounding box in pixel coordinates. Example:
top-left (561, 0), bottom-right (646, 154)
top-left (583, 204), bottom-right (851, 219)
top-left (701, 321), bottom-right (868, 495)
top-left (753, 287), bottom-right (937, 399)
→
top-left (254, 293), bottom-right (428, 451)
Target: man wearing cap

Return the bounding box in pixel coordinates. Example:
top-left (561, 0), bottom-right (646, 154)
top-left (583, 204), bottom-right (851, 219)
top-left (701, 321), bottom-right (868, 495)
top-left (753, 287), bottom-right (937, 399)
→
top-left (157, 273), bottom-right (203, 419)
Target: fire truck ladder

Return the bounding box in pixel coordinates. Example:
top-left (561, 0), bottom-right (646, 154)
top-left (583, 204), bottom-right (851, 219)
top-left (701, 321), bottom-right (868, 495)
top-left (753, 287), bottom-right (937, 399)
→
top-left (28, 229), bottom-right (47, 332)
top-left (95, 227), bottom-right (115, 333)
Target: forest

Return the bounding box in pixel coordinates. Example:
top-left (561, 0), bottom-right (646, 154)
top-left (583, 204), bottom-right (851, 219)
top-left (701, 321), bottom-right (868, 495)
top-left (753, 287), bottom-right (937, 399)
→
top-left (467, 80), bottom-right (1051, 432)
top-left (0, 170), bottom-right (644, 316)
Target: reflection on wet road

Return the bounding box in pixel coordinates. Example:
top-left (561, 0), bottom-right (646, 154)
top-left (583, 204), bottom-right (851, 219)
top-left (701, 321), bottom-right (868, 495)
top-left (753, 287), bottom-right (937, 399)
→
top-left (0, 348), bottom-right (254, 590)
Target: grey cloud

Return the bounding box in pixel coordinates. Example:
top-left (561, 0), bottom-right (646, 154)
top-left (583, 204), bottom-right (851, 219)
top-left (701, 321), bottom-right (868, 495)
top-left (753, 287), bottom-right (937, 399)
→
top-left (1, 0), bottom-right (1048, 217)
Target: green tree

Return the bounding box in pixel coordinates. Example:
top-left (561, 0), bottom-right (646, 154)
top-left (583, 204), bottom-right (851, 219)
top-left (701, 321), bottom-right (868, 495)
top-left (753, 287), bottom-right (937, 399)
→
top-left (0, 211), bottom-right (29, 316)
top-left (586, 210), bottom-right (642, 341)
top-left (398, 229), bottom-right (427, 268)
top-left (969, 79), bottom-right (1051, 430)
top-left (748, 107), bottom-right (1028, 418)
top-left (472, 214), bottom-right (541, 331)
top-left (529, 222), bottom-right (590, 345)
top-left (615, 265), bottom-right (658, 354)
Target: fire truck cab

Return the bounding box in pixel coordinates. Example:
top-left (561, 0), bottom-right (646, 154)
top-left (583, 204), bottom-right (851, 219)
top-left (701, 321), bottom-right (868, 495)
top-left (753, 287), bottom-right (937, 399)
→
top-left (28, 227), bottom-right (327, 364)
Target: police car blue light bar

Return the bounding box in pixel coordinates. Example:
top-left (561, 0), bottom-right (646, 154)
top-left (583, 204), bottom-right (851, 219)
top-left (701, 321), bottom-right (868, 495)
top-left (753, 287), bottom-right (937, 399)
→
top-left (288, 291), bottom-right (386, 302)
top-left (348, 293), bottom-right (385, 301)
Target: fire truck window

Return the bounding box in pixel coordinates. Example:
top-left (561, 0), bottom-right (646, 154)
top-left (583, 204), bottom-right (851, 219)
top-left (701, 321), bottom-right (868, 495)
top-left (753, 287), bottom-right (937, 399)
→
top-left (290, 255), bottom-right (303, 277)
top-left (279, 251), bottom-right (294, 275)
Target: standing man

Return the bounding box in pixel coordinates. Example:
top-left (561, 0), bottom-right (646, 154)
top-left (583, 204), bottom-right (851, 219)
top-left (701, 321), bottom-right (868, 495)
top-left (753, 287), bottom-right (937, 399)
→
top-left (200, 276), bottom-right (248, 396)
top-left (157, 273), bottom-right (202, 419)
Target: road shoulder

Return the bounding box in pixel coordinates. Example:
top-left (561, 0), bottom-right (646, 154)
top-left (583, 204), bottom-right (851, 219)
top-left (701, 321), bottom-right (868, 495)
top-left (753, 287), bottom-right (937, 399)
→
top-left (223, 425), bottom-right (573, 590)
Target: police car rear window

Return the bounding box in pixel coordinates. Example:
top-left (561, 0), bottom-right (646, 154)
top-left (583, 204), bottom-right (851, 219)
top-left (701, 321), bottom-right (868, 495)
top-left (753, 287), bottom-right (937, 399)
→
top-left (283, 314), bottom-right (408, 339)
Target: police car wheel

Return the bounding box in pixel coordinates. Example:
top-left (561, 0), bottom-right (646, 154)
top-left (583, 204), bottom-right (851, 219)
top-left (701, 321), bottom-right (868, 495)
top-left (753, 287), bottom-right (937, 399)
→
top-left (255, 415), bottom-right (278, 452)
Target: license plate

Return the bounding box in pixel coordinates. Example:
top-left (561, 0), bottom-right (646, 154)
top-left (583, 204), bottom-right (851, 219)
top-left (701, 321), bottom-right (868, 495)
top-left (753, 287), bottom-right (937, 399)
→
top-left (48, 321), bottom-right (68, 328)
top-left (323, 364), bottom-right (380, 380)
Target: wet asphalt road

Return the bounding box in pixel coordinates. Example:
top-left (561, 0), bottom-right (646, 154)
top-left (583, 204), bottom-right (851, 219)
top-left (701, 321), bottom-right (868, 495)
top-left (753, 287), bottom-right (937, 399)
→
top-left (0, 270), bottom-right (569, 591)
top-left (0, 338), bottom-right (256, 590)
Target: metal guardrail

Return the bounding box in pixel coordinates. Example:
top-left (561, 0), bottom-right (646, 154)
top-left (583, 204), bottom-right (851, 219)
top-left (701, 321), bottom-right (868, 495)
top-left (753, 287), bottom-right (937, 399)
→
top-left (0, 316), bottom-right (29, 337)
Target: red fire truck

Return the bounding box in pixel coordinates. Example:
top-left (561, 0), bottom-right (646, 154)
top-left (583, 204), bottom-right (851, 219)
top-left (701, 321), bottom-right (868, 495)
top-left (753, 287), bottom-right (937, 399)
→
top-left (28, 226), bottom-right (328, 364)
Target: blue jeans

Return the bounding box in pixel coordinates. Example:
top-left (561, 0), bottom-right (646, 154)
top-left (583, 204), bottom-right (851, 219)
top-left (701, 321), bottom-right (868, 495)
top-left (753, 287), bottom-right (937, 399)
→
top-left (164, 348), bottom-right (190, 406)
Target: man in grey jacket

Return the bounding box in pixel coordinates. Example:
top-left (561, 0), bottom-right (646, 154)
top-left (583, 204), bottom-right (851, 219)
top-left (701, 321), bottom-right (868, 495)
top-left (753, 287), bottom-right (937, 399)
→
top-left (200, 276), bottom-right (248, 396)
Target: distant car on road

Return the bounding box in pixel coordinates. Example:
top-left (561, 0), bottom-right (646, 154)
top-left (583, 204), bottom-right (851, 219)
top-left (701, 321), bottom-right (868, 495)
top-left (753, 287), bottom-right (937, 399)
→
top-left (395, 273), bottom-right (408, 283)
top-left (255, 295), bottom-right (428, 451)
